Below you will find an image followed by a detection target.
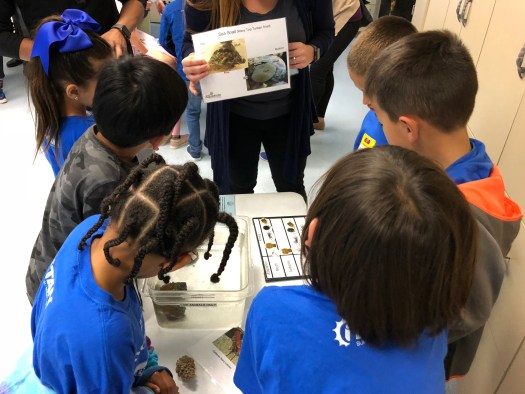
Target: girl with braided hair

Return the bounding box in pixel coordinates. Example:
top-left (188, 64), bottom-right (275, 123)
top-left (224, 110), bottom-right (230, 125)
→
top-left (31, 153), bottom-right (238, 394)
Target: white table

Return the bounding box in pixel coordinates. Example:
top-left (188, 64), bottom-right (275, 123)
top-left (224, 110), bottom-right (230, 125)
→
top-left (143, 192), bottom-right (307, 393)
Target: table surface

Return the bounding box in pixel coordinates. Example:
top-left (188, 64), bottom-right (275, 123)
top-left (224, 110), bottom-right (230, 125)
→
top-left (142, 192), bottom-right (307, 393)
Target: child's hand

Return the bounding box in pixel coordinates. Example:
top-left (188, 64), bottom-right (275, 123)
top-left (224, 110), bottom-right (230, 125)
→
top-left (288, 42), bottom-right (314, 69)
top-left (145, 370), bottom-right (179, 394)
top-left (182, 53), bottom-right (209, 95)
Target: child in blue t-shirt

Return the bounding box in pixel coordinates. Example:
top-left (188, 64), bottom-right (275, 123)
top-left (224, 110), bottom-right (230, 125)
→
top-left (364, 30), bottom-right (522, 378)
top-left (234, 146), bottom-right (478, 393)
top-left (346, 16), bottom-right (417, 151)
top-left (31, 153), bottom-right (239, 393)
top-left (27, 9), bottom-right (112, 176)
top-left (159, 0), bottom-right (204, 160)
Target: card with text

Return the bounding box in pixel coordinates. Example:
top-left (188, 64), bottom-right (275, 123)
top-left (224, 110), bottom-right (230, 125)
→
top-left (252, 216), bottom-right (307, 282)
top-left (192, 18), bottom-right (290, 103)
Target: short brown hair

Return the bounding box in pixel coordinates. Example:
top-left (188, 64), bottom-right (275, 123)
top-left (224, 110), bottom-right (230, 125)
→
top-left (302, 146), bottom-right (477, 347)
top-left (365, 30), bottom-right (478, 132)
top-left (347, 16), bottom-right (417, 76)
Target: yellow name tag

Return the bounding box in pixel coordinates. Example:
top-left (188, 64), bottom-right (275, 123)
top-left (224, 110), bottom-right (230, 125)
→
top-left (358, 133), bottom-right (377, 149)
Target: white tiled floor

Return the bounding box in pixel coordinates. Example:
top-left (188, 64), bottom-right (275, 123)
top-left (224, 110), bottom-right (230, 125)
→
top-left (0, 46), bottom-right (366, 380)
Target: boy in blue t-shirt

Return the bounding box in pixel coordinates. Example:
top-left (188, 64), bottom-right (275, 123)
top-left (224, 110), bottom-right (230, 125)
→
top-left (346, 16), bottom-right (417, 150)
top-left (364, 30), bottom-right (522, 379)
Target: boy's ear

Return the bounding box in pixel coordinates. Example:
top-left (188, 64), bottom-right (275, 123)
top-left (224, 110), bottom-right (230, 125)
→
top-left (304, 218), bottom-right (318, 248)
top-left (399, 115), bottom-right (421, 144)
top-left (149, 135), bottom-right (168, 151)
top-left (64, 83), bottom-right (80, 101)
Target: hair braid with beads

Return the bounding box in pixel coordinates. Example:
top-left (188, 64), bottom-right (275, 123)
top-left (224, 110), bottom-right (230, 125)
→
top-left (78, 153), bottom-right (238, 284)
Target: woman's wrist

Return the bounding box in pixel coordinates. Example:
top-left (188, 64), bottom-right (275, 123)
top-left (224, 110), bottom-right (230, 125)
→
top-left (308, 44), bottom-right (320, 62)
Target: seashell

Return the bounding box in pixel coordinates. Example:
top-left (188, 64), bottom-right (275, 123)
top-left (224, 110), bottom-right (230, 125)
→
top-left (251, 62), bottom-right (277, 82)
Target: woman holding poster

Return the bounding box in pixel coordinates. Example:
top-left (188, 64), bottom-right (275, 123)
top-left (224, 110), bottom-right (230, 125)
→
top-left (182, 0), bottom-right (334, 200)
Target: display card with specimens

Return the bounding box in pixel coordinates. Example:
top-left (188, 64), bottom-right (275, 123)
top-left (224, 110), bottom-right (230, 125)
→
top-left (252, 216), bottom-right (306, 282)
top-left (192, 18), bottom-right (290, 103)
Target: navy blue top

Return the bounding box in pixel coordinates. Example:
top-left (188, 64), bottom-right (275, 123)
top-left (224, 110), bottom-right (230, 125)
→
top-left (182, 0), bottom-right (334, 193)
top-left (229, 0), bottom-right (305, 120)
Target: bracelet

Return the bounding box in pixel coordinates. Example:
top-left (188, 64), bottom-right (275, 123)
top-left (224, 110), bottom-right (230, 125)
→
top-left (309, 44), bottom-right (320, 63)
top-left (111, 23), bottom-right (131, 41)
top-left (111, 24), bottom-right (133, 55)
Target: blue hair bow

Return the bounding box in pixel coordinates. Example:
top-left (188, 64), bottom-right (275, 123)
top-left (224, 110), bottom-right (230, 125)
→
top-left (31, 9), bottom-right (101, 75)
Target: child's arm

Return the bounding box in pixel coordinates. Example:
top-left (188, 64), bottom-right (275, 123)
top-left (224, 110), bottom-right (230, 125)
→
top-left (135, 337), bottom-right (177, 392)
top-left (448, 224), bottom-right (506, 342)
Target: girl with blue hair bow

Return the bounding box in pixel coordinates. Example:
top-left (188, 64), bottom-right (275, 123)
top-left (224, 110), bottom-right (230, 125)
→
top-left (27, 9), bottom-right (112, 176)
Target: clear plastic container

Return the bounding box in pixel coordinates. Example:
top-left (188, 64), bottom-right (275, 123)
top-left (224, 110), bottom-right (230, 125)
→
top-left (144, 216), bottom-right (252, 329)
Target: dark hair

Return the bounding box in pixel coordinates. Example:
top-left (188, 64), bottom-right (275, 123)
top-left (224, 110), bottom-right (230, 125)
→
top-left (26, 15), bottom-right (112, 158)
top-left (347, 15), bottom-right (417, 76)
top-left (92, 56), bottom-right (188, 147)
top-left (78, 153), bottom-right (238, 284)
top-left (364, 30), bottom-right (478, 132)
top-left (302, 146), bottom-right (477, 347)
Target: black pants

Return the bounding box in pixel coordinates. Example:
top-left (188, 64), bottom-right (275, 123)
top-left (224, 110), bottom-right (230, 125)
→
top-left (0, 57), bottom-right (4, 79)
top-left (229, 111), bottom-right (307, 200)
top-left (309, 16), bottom-right (361, 117)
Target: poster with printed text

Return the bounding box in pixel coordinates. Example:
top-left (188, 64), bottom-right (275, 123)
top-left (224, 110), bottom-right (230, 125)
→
top-left (252, 216), bottom-right (307, 282)
top-left (192, 18), bottom-right (290, 103)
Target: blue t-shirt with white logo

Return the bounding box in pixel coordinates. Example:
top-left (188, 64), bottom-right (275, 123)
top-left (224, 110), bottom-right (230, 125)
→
top-left (31, 215), bottom-right (168, 393)
top-left (234, 285), bottom-right (446, 393)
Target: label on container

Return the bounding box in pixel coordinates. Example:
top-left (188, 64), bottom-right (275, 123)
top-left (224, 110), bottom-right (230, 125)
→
top-left (182, 303), bottom-right (218, 307)
top-left (220, 195), bottom-right (236, 216)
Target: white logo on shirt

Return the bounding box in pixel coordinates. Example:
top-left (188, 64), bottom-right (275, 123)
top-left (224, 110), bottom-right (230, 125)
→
top-left (44, 261), bottom-right (55, 308)
top-left (333, 319), bottom-right (365, 347)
